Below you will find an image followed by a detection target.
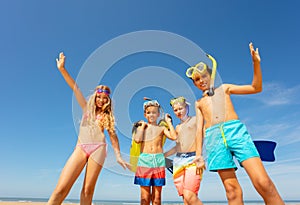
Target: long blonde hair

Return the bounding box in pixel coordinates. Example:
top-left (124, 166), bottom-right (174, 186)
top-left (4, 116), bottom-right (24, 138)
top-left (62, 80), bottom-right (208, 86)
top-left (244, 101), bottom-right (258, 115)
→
top-left (84, 85), bottom-right (115, 133)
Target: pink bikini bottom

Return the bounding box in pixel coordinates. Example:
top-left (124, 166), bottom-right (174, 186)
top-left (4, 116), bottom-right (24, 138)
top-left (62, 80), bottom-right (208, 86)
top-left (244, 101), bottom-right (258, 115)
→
top-left (77, 143), bottom-right (107, 166)
top-left (77, 143), bottom-right (106, 157)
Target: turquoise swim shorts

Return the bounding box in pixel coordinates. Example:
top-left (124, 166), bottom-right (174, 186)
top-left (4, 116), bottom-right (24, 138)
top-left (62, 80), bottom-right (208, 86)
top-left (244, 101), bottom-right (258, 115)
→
top-left (204, 120), bottom-right (260, 171)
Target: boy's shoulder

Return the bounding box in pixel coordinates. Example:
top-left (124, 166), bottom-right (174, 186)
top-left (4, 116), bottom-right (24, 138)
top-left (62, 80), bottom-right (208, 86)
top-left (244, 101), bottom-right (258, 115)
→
top-left (195, 98), bottom-right (203, 107)
top-left (217, 83), bottom-right (237, 94)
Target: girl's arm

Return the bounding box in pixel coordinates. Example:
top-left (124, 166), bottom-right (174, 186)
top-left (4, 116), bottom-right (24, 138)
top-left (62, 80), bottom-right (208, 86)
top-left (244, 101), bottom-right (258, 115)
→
top-left (56, 52), bottom-right (87, 109)
top-left (227, 42), bottom-right (262, 95)
top-left (107, 129), bottom-right (129, 169)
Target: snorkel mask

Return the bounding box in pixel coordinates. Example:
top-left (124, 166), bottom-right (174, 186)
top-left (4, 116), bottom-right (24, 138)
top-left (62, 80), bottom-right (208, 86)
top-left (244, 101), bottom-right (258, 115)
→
top-left (186, 62), bottom-right (208, 77)
top-left (132, 98), bottom-right (163, 128)
top-left (143, 99), bottom-right (160, 111)
top-left (143, 97), bottom-right (165, 122)
top-left (170, 96), bottom-right (189, 107)
top-left (186, 54), bottom-right (217, 96)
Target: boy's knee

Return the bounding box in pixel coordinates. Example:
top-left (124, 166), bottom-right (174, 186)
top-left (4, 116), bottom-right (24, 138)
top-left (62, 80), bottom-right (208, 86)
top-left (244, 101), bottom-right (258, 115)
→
top-left (254, 177), bottom-right (276, 194)
top-left (152, 197), bottom-right (162, 205)
top-left (141, 193), bottom-right (151, 205)
top-left (141, 197), bottom-right (151, 205)
top-left (183, 190), bottom-right (197, 203)
top-left (225, 183), bottom-right (243, 201)
top-left (152, 194), bottom-right (161, 203)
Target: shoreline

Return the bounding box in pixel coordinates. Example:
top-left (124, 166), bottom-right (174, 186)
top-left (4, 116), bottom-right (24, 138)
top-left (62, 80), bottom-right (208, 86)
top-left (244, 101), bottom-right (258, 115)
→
top-left (0, 203), bottom-right (76, 205)
top-left (1, 201), bottom-right (300, 205)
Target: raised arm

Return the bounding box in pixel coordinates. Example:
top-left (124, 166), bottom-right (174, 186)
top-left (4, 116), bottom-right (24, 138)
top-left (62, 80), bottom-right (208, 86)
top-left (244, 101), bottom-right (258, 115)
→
top-left (227, 42), bottom-right (262, 95)
top-left (56, 52), bottom-right (87, 109)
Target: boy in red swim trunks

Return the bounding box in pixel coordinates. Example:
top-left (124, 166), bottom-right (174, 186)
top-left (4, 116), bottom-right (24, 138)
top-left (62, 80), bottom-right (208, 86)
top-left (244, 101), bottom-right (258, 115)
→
top-left (134, 99), bottom-right (176, 205)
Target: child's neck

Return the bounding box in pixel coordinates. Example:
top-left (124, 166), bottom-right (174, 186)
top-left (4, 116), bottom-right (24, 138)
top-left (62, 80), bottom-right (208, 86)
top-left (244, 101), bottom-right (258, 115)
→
top-left (180, 115), bottom-right (190, 123)
top-left (202, 90), bottom-right (209, 97)
top-left (147, 121), bottom-right (158, 125)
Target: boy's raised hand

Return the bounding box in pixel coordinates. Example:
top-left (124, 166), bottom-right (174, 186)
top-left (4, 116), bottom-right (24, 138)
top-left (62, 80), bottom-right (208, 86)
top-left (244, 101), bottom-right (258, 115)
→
top-left (249, 42), bottom-right (261, 63)
top-left (138, 120), bottom-right (148, 129)
top-left (56, 52), bottom-right (66, 71)
top-left (165, 113), bottom-right (172, 124)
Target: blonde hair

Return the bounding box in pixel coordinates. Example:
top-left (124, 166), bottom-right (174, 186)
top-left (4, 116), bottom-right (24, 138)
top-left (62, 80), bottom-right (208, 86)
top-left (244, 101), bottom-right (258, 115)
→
top-left (84, 85), bottom-right (115, 133)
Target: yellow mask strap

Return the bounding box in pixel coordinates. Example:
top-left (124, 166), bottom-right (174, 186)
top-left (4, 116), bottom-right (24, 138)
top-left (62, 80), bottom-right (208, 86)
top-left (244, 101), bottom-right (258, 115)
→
top-left (186, 62), bottom-right (207, 78)
top-left (170, 96), bottom-right (186, 107)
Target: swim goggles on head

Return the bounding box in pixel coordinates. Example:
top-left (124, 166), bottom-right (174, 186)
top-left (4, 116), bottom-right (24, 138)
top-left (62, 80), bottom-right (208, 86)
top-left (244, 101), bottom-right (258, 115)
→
top-left (170, 96), bottom-right (187, 107)
top-left (186, 62), bottom-right (208, 79)
top-left (186, 54), bottom-right (218, 96)
top-left (96, 88), bottom-right (110, 96)
top-left (143, 100), bottom-right (160, 111)
top-left (185, 54), bottom-right (217, 79)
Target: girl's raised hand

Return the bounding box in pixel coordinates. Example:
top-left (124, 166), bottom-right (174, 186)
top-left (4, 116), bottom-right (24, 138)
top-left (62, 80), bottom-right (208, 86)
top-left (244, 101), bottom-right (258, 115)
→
top-left (56, 52), bottom-right (66, 71)
top-left (249, 42), bottom-right (261, 63)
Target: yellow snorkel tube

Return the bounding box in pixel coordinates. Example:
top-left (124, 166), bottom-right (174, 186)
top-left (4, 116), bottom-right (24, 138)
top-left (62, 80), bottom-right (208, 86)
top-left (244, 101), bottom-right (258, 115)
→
top-left (186, 54), bottom-right (217, 96)
top-left (206, 54), bottom-right (217, 96)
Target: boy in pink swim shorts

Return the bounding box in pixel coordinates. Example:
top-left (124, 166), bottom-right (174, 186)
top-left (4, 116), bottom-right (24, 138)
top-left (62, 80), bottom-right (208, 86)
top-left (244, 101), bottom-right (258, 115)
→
top-left (165, 96), bottom-right (204, 205)
top-left (173, 152), bottom-right (201, 196)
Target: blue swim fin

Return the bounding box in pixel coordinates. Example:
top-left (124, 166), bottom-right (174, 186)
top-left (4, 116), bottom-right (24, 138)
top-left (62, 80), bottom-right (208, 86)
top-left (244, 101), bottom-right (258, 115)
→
top-left (253, 140), bottom-right (277, 162)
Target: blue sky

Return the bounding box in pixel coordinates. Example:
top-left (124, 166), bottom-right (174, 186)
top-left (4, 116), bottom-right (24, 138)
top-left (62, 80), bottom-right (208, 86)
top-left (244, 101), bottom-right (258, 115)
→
top-left (0, 0), bottom-right (299, 202)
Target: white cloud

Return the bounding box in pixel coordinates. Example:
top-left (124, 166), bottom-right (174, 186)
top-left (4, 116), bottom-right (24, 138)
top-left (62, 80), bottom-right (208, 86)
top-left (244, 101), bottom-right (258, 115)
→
top-left (246, 82), bottom-right (300, 106)
top-left (248, 120), bottom-right (300, 146)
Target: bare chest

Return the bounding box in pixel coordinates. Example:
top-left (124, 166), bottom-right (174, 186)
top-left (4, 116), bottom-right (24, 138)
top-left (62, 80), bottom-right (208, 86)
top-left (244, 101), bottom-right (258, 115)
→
top-left (200, 88), bottom-right (228, 122)
top-left (144, 125), bottom-right (164, 142)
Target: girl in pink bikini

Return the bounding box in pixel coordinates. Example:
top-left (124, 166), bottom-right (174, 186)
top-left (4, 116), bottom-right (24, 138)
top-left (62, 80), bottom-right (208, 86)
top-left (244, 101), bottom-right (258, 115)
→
top-left (47, 52), bottom-right (129, 205)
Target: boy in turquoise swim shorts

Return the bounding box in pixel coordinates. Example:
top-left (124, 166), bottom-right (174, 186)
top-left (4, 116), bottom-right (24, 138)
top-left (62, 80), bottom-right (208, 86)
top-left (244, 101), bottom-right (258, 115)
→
top-left (133, 99), bottom-right (176, 205)
top-left (187, 43), bottom-right (284, 205)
